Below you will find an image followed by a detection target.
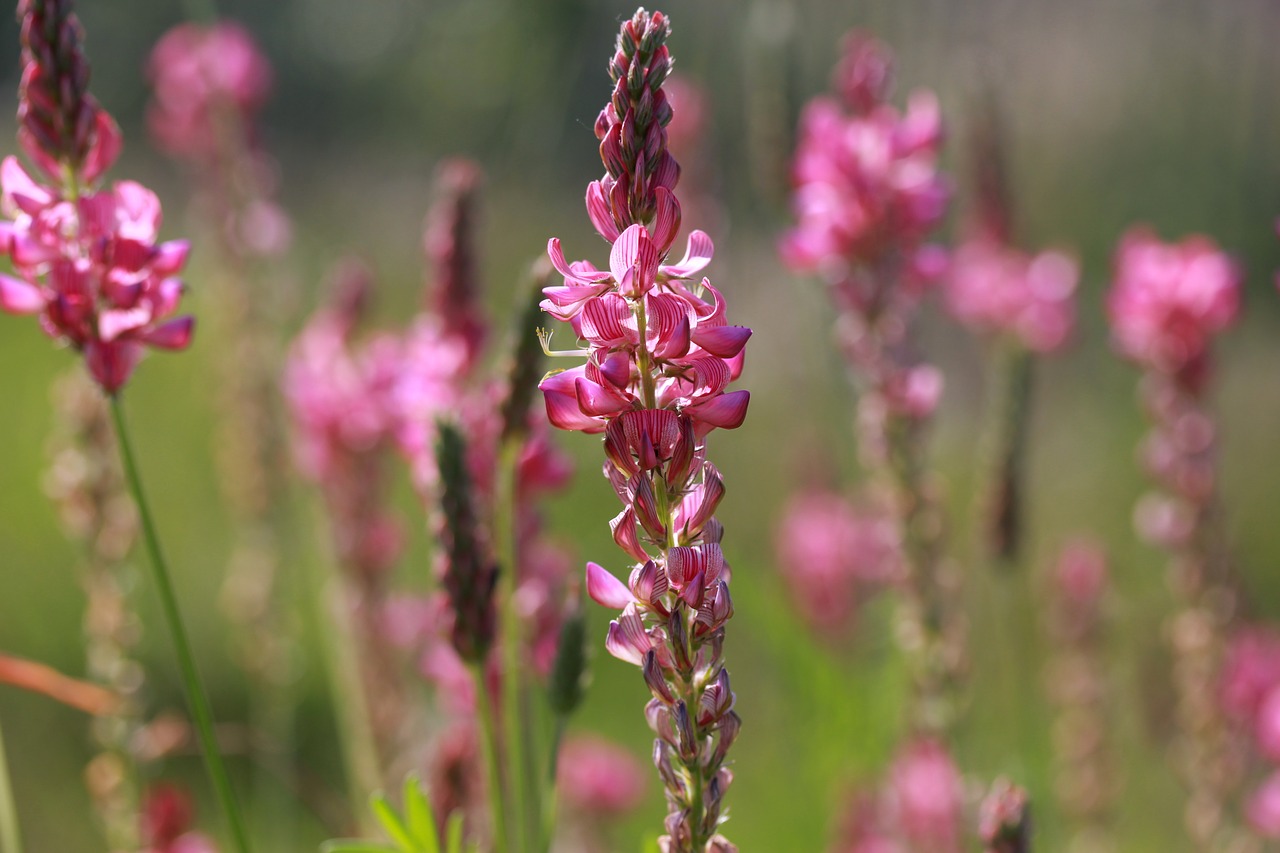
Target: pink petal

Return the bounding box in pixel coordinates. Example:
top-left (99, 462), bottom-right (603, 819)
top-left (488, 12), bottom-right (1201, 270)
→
top-left (81, 110), bottom-right (123, 185)
top-left (547, 238), bottom-right (611, 284)
top-left (691, 325), bottom-right (752, 358)
top-left (0, 273), bottom-right (44, 314)
top-left (152, 240), bottom-right (191, 277)
top-left (586, 561), bottom-right (634, 609)
top-left (585, 181), bottom-right (619, 243)
top-left (1, 156), bottom-right (53, 215)
top-left (650, 185), bottom-right (682, 254)
top-left (689, 390), bottom-right (750, 431)
top-left (662, 230), bottom-right (714, 279)
top-left (575, 377), bottom-right (630, 418)
top-left (140, 315), bottom-right (195, 350)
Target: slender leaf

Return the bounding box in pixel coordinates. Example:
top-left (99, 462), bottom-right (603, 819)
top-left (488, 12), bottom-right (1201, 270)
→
top-left (403, 774), bottom-right (440, 853)
top-left (370, 792), bottom-right (417, 851)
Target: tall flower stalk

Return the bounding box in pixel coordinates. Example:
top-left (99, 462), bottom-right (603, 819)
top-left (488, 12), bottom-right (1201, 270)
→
top-left (538, 9), bottom-right (750, 850)
top-left (780, 31), bottom-right (960, 733)
top-left (0, 3), bottom-right (248, 851)
top-left (1107, 228), bottom-right (1248, 849)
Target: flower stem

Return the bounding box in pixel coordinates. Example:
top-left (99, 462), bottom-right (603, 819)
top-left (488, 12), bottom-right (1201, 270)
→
top-left (0, 716), bottom-right (22, 853)
top-left (471, 662), bottom-right (510, 853)
top-left (108, 396), bottom-right (252, 853)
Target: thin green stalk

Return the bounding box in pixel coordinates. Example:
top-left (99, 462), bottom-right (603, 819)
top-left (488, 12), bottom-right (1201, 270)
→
top-left (109, 396), bottom-right (252, 853)
top-left (496, 436), bottom-right (542, 852)
top-left (0, 716), bottom-right (22, 853)
top-left (471, 663), bottom-right (510, 853)
top-left (540, 715), bottom-right (565, 853)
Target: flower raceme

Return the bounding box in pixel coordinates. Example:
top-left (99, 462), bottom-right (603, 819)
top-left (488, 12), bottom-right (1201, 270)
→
top-left (0, 0), bottom-right (193, 394)
top-left (538, 8), bottom-right (748, 851)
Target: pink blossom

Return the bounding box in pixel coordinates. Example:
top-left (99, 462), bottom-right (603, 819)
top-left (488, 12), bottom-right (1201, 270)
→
top-left (0, 157), bottom-right (194, 393)
top-left (780, 70), bottom-right (948, 275)
top-left (557, 735), bottom-right (648, 817)
top-left (775, 489), bottom-right (899, 633)
top-left (140, 784), bottom-right (218, 853)
top-left (1107, 227), bottom-right (1241, 384)
top-left (1052, 539), bottom-right (1108, 609)
top-left (147, 22), bottom-right (273, 163)
top-left (1247, 772), bottom-right (1280, 838)
top-left (885, 738), bottom-right (964, 852)
top-left (1219, 627), bottom-right (1280, 725)
top-left (944, 237), bottom-right (1078, 352)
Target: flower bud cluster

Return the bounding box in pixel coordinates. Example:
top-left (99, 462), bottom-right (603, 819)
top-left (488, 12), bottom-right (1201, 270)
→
top-left (0, 1), bottom-right (193, 394)
top-left (594, 8), bottom-right (679, 231)
top-left (540, 9), bottom-right (749, 850)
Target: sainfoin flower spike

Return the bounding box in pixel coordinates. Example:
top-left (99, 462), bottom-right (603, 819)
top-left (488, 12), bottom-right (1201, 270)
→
top-left (0, 0), bottom-right (193, 394)
top-left (538, 8), bottom-right (749, 851)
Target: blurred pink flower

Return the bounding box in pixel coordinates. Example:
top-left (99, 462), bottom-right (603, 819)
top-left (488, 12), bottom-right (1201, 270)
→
top-left (1247, 771), bottom-right (1280, 838)
top-left (147, 22), bottom-right (273, 163)
top-left (944, 237), bottom-right (1078, 352)
top-left (775, 489), bottom-right (900, 633)
top-left (885, 738), bottom-right (964, 852)
top-left (0, 157), bottom-right (194, 393)
top-left (1052, 539), bottom-right (1108, 609)
top-left (1219, 627), bottom-right (1280, 726)
top-left (1107, 227), bottom-right (1241, 385)
top-left (780, 38), bottom-right (948, 276)
top-left (141, 784), bottom-right (218, 853)
top-left (1257, 685), bottom-right (1280, 762)
top-left (557, 735), bottom-right (648, 818)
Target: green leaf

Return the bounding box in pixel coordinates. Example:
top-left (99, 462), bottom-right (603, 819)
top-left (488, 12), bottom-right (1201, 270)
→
top-left (370, 792), bottom-right (417, 851)
top-left (319, 841), bottom-right (398, 853)
top-left (403, 774), bottom-right (440, 853)
top-left (445, 812), bottom-right (465, 853)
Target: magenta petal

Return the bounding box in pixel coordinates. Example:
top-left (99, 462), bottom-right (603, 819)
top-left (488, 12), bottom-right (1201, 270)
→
top-left (575, 377), bottom-right (630, 417)
top-left (548, 238), bottom-right (611, 284)
top-left (586, 561), bottom-right (634, 609)
top-left (152, 240), bottom-right (191, 277)
top-left (540, 370), bottom-right (604, 433)
top-left (81, 111), bottom-right (123, 185)
top-left (690, 390), bottom-right (750, 430)
top-left (662, 230), bottom-right (714, 279)
top-left (651, 185), bottom-right (682, 254)
top-left (0, 273), bottom-right (44, 314)
top-left (98, 307), bottom-right (151, 342)
top-left (1, 156), bottom-right (53, 215)
top-left (691, 325), bottom-right (752, 358)
top-left (585, 181), bottom-right (620, 243)
top-left (141, 316), bottom-right (195, 350)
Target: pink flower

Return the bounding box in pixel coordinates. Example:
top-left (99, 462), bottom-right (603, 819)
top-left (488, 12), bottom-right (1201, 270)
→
top-left (1247, 772), bottom-right (1280, 838)
top-left (1257, 685), bottom-right (1280, 762)
top-left (147, 22), bottom-right (273, 163)
top-left (885, 739), bottom-right (963, 852)
top-left (557, 735), bottom-right (648, 817)
top-left (780, 53), bottom-right (948, 275)
top-left (775, 489), bottom-right (900, 633)
top-left (944, 237), bottom-right (1078, 352)
top-left (1052, 539), bottom-right (1108, 609)
top-left (1107, 227), bottom-right (1241, 384)
top-left (0, 157), bottom-right (194, 393)
top-left (1219, 627), bottom-right (1280, 725)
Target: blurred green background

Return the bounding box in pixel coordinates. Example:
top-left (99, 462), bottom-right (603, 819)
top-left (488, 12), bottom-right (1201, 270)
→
top-left (1, 0), bottom-right (1279, 849)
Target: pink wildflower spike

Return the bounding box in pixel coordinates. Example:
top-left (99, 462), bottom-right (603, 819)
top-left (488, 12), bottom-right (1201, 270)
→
top-left (539, 10), bottom-right (747, 848)
top-left (586, 561), bottom-right (634, 609)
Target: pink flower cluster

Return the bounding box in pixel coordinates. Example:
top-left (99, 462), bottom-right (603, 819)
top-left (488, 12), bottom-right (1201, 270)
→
top-left (943, 237), bottom-right (1078, 353)
top-left (835, 738), bottom-right (965, 853)
top-left (775, 488), bottom-right (900, 635)
top-left (1107, 227), bottom-right (1241, 388)
top-left (0, 134), bottom-right (193, 394)
top-left (146, 22), bottom-right (273, 164)
top-left (557, 735), bottom-right (649, 818)
top-left (540, 9), bottom-right (747, 850)
top-left (1220, 628), bottom-right (1280, 837)
top-left (780, 31), bottom-right (947, 279)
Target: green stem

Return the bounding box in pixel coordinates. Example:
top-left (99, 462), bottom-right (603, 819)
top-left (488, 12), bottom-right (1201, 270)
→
top-left (471, 663), bottom-right (510, 853)
top-left (540, 716), bottom-right (566, 853)
top-left (108, 396), bottom-right (253, 853)
top-left (495, 437), bottom-right (534, 853)
top-left (0, 716), bottom-right (22, 853)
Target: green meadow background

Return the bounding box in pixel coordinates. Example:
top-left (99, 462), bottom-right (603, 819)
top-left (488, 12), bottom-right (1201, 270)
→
top-left (1, 0), bottom-right (1278, 849)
